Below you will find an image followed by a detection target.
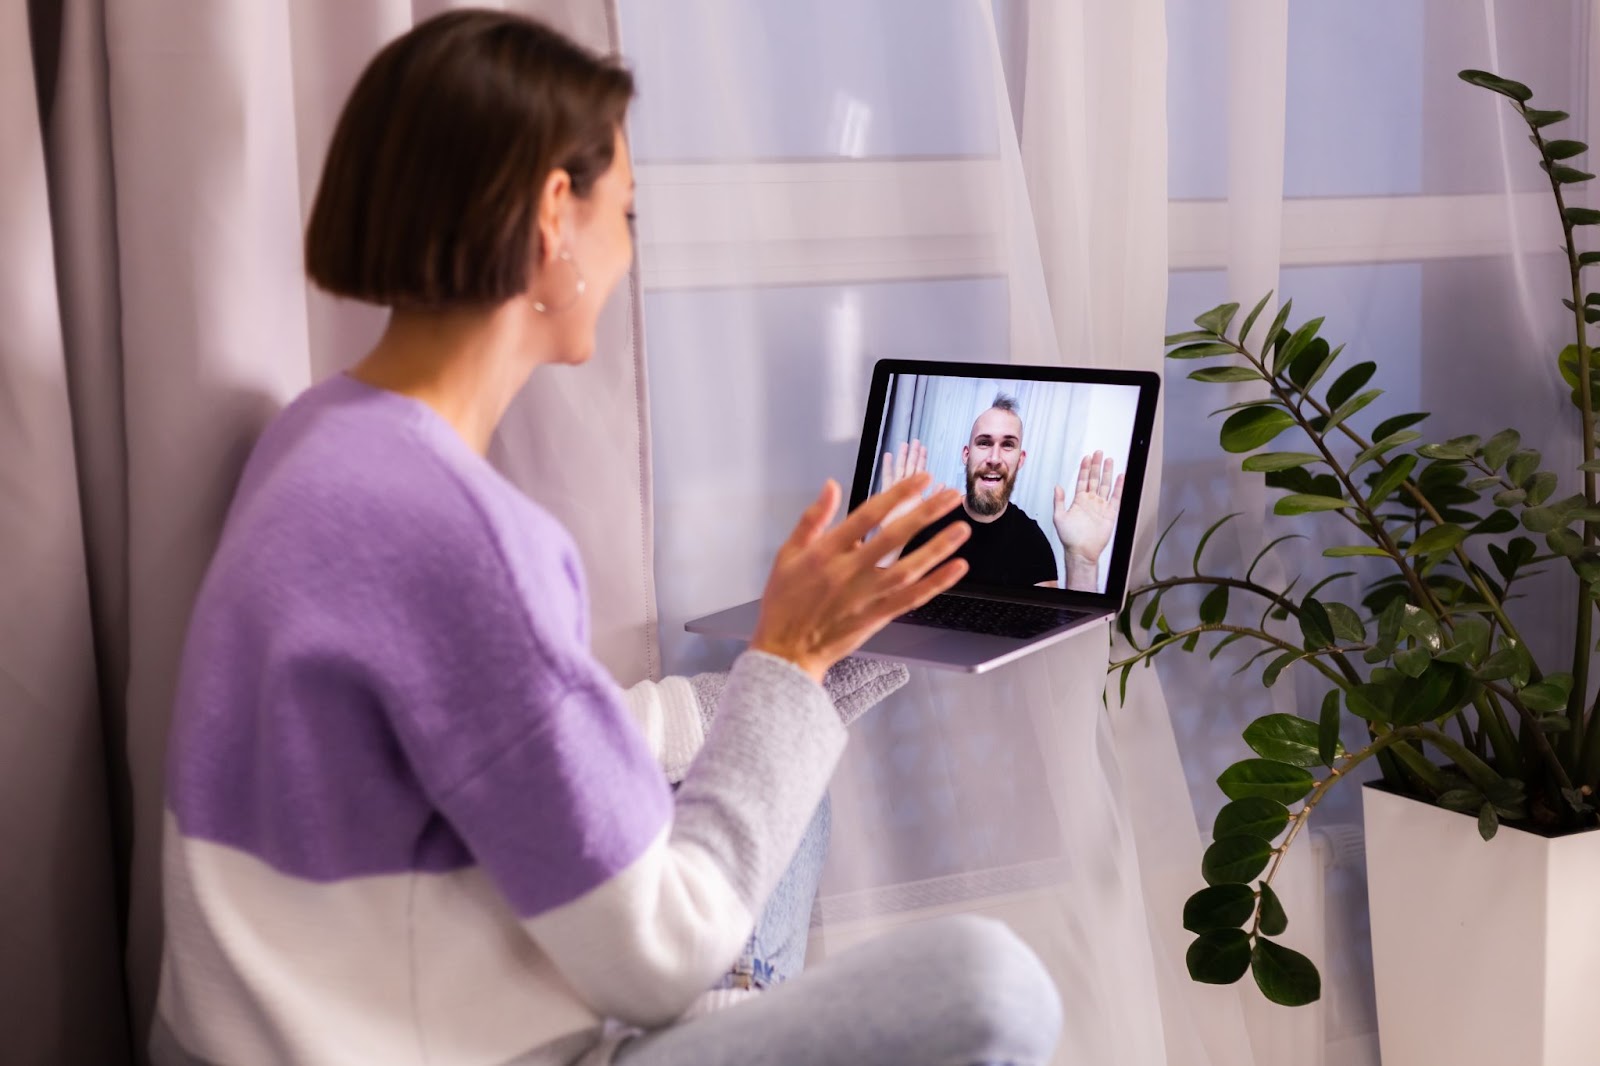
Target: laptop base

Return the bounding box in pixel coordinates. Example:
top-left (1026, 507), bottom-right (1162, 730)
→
top-left (684, 598), bottom-right (1109, 675)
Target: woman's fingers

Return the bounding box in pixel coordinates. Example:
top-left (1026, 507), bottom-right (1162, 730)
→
top-left (828, 471), bottom-right (934, 548)
top-left (786, 479), bottom-right (841, 552)
top-left (861, 557), bottom-right (970, 630)
top-left (886, 517), bottom-right (969, 584)
top-left (871, 487), bottom-right (963, 558)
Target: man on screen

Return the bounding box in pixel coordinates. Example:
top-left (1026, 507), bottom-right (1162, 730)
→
top-left (890, 393), bottom-right (1123, 592)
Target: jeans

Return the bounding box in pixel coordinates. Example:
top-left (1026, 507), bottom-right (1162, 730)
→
top-left (716, 791), bottom-right (833, 991)
top-left (611, 914), bottom-right (1063, 1066)
top-left (613, 794), bottom-right (1062, 1066)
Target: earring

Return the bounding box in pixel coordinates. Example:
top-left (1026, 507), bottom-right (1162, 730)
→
top-left (533, 248), bottom-right (587, 314)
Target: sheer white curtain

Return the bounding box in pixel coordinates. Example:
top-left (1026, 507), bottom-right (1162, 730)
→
top-left (1160, 2), bottom-right (1596, 1063)
top-left (626, 2), bottom-right (1262, 1064)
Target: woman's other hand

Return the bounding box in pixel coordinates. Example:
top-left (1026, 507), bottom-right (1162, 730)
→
top-left (750, 475), bottom-right (969, 682)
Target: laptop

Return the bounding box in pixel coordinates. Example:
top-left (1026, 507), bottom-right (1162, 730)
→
top-left (686, 359), bottom-right (1160, 674)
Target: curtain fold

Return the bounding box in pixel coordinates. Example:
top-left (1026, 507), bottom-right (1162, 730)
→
top-left (4, 3), bottom-right (130, 1063)
top-left (9, 3), bottom-right (650, 1061)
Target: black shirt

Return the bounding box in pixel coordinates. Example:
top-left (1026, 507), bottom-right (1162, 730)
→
top-left (902, 502), bottom-right (1059, 588)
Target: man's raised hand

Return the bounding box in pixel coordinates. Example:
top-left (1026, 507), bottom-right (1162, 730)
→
top-left (1052, 450), bottom-right (1123, 591)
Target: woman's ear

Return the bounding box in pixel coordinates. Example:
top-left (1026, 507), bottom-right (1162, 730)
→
top-left (535, 168), bottom-right (573, 264)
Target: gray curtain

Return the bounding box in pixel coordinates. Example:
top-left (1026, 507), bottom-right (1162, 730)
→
top-left (4, 3), bottom-right (647, 1063)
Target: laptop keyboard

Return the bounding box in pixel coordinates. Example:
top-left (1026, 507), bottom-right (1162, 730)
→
top-left (898, 595), bottom-right (1088, 640)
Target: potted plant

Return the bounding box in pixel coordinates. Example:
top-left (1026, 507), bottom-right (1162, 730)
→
top-left (1112, 70), bottom-right (1600, 1065)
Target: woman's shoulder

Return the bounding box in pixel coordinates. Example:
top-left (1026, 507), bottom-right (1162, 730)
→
top-left (217, 374), bottom-right (581, 612)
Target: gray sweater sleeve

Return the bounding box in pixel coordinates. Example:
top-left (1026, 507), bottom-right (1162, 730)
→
top-left (670, 650), bottom-right (847, 908)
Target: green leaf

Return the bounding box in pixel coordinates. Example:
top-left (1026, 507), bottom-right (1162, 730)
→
top-left (1372, 412), bottom-right (1429, 442)
top-left (1519, 673), bottom-right (1574, 712)
top-left (1524, 471), bottom-right (1558, 506)
top-left (1298, 598), bottom-right (1334, 649)
top-left (1246, 533), bottom-right (1307, 584)
top-left (1549, 527), bottom-right (1584, 557)
top-left (1417, 440), bottom-right (1476, 461)
top-left (1241, 451), bottom-right (1322, 472)
top-left (1325, 602), bottom-right (1366, 642)
top-left (1565, 207), bottom-right (1600, 226)
top-left (1184, 884), bottom-right (1257, 934)
top-left (1213, 796), bottom-right (1291, 841)
top-left (1274, 494), bottom-right (1348, 515)
top-left (1507, 449), bottom-right (1541, 485)
top-left (1376, 596), bottom-right (1405, 648)
top-left (1438, 788), bottom-right (1485, 814)
top-left (1202, 834), bottom-right (1275, 885)
top-left (1522, 505), bottom-right (1565, 533)
top-left (1274, 316), bottom-right (1325, 376)
top-left (1317, 689), bottom-right (1341, 767)
top-left (1238, 291), bottom-right (1275, 346)
top-left (1479, 802), bottom-right (1499, 841)
top-left (1170, 342), bottom-right (1239, 359)
top-left (1188, 365), bottom-right (1263, 383)
top-left (1400, 605), bottom-right (1442, 651)
top-left (1322, 545), bottom-right (1390, 558)
top-left (1544, 139), bottom-right (1588, 160)
top-left (1325, 361), bottom-right (1376, 410)
top-left (1436, 616), bottom-right (1491, 665)
top-left (1368, 454), bottom-right (1417, 508)
top-left (1526, 107), bottom-right (1570, 128)
top-left (1200, 586), bottom-right (1230, 626)
top-left (1193, 512), bottom-right (1243, 573)
top-left (1394, 645), bottom-right (1432, 678)
top-left (1209, 631), bottom-right (1248, 660)
top-left (1195, 302), bottom-right (1241, 337)
top-left (1476, 646), bottom-right (1525, 682)
top-left (1548, 164), bottom-right (1594, 183)
top-left (1262, 651), bottom-right (1303, 687)
top-left (1406, 523), bottom-right (1468, 557)
top-left (1257, 882), bottom-right (1288, 936)
top-left (1323, 389), bottom-right (1382, 434)
top-left (1217, 759), bottom-right (1316, 804)
top-left (1482, 429), bottom-right (1521, 471)
top-left (1221, 407), bottom-right (1297, 453)
top-left (1251, 939), bottom-right (1322, 1006)
top-left (1493, 488), bottom-right (1527, 507)
top-left (1353, 431), bottom-right (1422, 468)
top-left (1458, 69), bottom-right (1532, 101)
top-left (1188, 929), bottom-right (1252, 985)
top-left (1165, 330), bottom-right (1216, 345)
top-left (1471, 509), bottom-right (1518, 536)
top-left (1346, 684), bottom-right (1394, 724)
top-left (1244, 713), bottom-right (1334, 767)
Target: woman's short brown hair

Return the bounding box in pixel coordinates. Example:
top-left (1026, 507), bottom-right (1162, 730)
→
top-left (305, 11), bottom-right (633, 307)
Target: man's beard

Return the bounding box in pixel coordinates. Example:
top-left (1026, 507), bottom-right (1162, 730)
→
top-left (966, 462), bottom-right (1016, 516)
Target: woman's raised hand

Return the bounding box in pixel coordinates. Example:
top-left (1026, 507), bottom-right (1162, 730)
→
top-left (749, 474), bottom-right (969, 683)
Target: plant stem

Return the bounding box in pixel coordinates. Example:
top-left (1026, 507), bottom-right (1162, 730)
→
top-left (1528, 103), bottom-right (1599, 766)
top-left (1481, 678), bottom-right (1576, 792)
top-left (1245, 348), bottom-right (1444, 623)
top-left (1109, 622), bottom-right (1353, 691)
top-left (1474, 690), bottom-right (1525, 779)
top-left (1251, 727), bottom-right (1424, 936)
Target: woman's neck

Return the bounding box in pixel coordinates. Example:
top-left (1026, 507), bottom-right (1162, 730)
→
top-left (350, 302), bottom-right (550, 455)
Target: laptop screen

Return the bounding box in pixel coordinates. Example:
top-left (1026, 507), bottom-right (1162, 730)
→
top-left (851, 361), bottom-right (1159, 609)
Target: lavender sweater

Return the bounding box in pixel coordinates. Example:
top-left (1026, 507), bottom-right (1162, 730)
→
top-left (154, 375), bottom-right (846, 1066)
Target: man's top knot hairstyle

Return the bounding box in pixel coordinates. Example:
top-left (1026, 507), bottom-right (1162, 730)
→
top-left (305, 10), bottom-right (634, 308)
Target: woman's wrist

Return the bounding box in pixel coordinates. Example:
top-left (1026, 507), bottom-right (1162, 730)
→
top-left (746, 638), bottom-right (827, 685)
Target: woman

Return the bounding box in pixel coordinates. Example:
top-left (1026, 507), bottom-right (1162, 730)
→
top-left (153, 11), bottom-right (1063, 1066)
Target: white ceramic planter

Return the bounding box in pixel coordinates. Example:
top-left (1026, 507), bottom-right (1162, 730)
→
top-left (1364, 783), bottom-right (1600, 1066)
